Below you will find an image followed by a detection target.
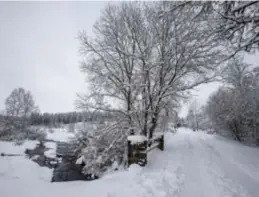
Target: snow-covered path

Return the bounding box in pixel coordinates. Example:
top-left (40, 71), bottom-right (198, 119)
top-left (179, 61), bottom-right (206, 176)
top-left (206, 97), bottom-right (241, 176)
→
top-left (1, 128), bottom-right (259, 197)
top-left (169, 129), bottom-right (259, 197)
top-left (136, 128), bottom-right (259, 197)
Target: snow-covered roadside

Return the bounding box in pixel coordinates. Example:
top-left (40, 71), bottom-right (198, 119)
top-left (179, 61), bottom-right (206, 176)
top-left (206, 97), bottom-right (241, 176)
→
top-left (0, 140), bottom-right (52, 182)
top-left (0, 140), bottom-right (38, 155)
top-left (0, 131), bottom-right (183, 197)
top-left (1, 128), bottom-right (259, 197)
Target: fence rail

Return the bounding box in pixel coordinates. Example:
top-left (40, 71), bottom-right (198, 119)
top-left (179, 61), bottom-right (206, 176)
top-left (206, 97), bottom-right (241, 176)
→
top-left (127, 133), bottom-right (164, 166)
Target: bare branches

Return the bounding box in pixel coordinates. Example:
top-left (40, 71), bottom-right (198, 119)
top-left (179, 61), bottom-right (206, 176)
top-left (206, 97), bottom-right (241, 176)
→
top-left (77, 1), bottom-right (224, 138)
top-left (5, 88), bottom-right (38, 118)
top-left (75, 1), bottom-right (234, 174)
top-left (212, 1), bottom-right (259, 53)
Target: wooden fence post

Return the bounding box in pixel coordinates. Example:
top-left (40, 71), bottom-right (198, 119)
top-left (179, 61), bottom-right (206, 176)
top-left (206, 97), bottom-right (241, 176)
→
top-left (127, 139), bottom-right (134, 166)
top-left (127, 135), bottom-right (147, 167)
top-left (157, 135), bottom-right (164, 151)
top-left (128, 134), bottom-right (164, 167)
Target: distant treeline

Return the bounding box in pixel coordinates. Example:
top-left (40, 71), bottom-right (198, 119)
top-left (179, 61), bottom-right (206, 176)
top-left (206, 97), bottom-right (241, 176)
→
top-left (0, 112), bottom-right (113, 126)
top-left (30, 111), bottom-right (114, 126)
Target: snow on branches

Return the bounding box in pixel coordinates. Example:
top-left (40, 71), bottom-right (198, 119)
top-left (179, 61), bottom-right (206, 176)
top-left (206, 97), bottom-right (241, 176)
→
top-left (74, 121), bottom-right (129, 176)
top-left (75, 1), bottom-right (226, 174)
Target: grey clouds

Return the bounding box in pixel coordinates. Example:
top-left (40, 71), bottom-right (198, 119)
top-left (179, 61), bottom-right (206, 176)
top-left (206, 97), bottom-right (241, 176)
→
top-left (0, 2), bottom-right (258, 116)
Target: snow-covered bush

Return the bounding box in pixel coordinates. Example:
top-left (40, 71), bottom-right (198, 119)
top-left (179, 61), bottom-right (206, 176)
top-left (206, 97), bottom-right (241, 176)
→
top-left (0, 119), bottom-right (20, 141)
top-left (74, 121), bottom-right (128, 176)
top-left (24, 127), bottom-right (46, 141)
top-left (205, 57), bottom-right (259, 145)
top-left (0, 119), bottom-right (46, 143)
top-left (1, 87), bottom-right (42, 143)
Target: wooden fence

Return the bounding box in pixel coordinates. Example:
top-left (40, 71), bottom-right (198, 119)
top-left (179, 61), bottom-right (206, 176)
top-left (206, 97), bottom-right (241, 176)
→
top-left (127, 133), bottom-right (164, 166)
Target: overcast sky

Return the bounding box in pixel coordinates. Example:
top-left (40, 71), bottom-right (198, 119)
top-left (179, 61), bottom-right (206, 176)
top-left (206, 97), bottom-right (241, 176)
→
top-left (0, 1), bottom-right (107, 113)
top-left (0, 2), bottom-right (258, 116)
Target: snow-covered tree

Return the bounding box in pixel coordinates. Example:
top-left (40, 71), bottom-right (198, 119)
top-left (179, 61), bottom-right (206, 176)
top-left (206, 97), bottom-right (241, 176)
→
top-left (186, 100), bottom-right (202, 131)
top-left (206, 57), bottom-right (259, 144)
top-left (2, 87), bottom-right (40, 141)
top-left (77, 1), bottom-right (223, 136)
top-left (5, 87), bottom-right (38, 118)
top-left (76, 1), bottom-right (224, 174)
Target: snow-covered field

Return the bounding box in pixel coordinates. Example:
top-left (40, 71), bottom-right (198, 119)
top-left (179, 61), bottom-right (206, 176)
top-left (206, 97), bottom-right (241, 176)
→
top-left (1, 128), bottom-right (259, 197)
top-left (46, 128), bottom-right (75, 142)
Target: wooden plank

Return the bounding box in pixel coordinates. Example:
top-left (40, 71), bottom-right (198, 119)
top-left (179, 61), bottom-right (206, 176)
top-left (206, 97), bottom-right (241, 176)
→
top-left (145, 142), bottom-right (159, 153)
top-left (149, 135), bottom-right (162, 143)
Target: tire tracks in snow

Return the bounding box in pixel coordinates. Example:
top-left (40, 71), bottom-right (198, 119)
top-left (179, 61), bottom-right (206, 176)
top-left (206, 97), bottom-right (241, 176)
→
top-left (106, 131), bottom-right (256, 197)
top-left (178, 133), bottom-right (220, 197)
top-left (133, 133), bottom-right (185, 197)
top-left (198, 136), bottom-right (251, 197)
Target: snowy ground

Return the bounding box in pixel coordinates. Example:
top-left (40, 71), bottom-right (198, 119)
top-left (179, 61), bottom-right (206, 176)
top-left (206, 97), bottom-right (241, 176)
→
top-left (46, 128), bottom-right (75, 142)
top-left (1, 128), bottom-right (259, 197)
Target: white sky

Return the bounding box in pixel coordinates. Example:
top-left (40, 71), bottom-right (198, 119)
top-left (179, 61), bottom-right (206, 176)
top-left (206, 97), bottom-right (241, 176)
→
top-left (0, 2), bottom-right (107, 113)
top-left (0, 2), bottom-right (258, 115)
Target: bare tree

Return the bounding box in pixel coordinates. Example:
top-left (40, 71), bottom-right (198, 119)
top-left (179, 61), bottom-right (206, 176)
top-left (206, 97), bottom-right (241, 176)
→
top-left (77, 1), bottom-right (223, 136)
top-left (3, 87), bottom-right (39, 139)
top-left (5, 87), bottom-right (38, 118)
top-left (76, 2), bottom-right (224, 174)
top-left (186, 100), bottom-right (201, 131)
top-left (222, 56), bottom-right (251, 91)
